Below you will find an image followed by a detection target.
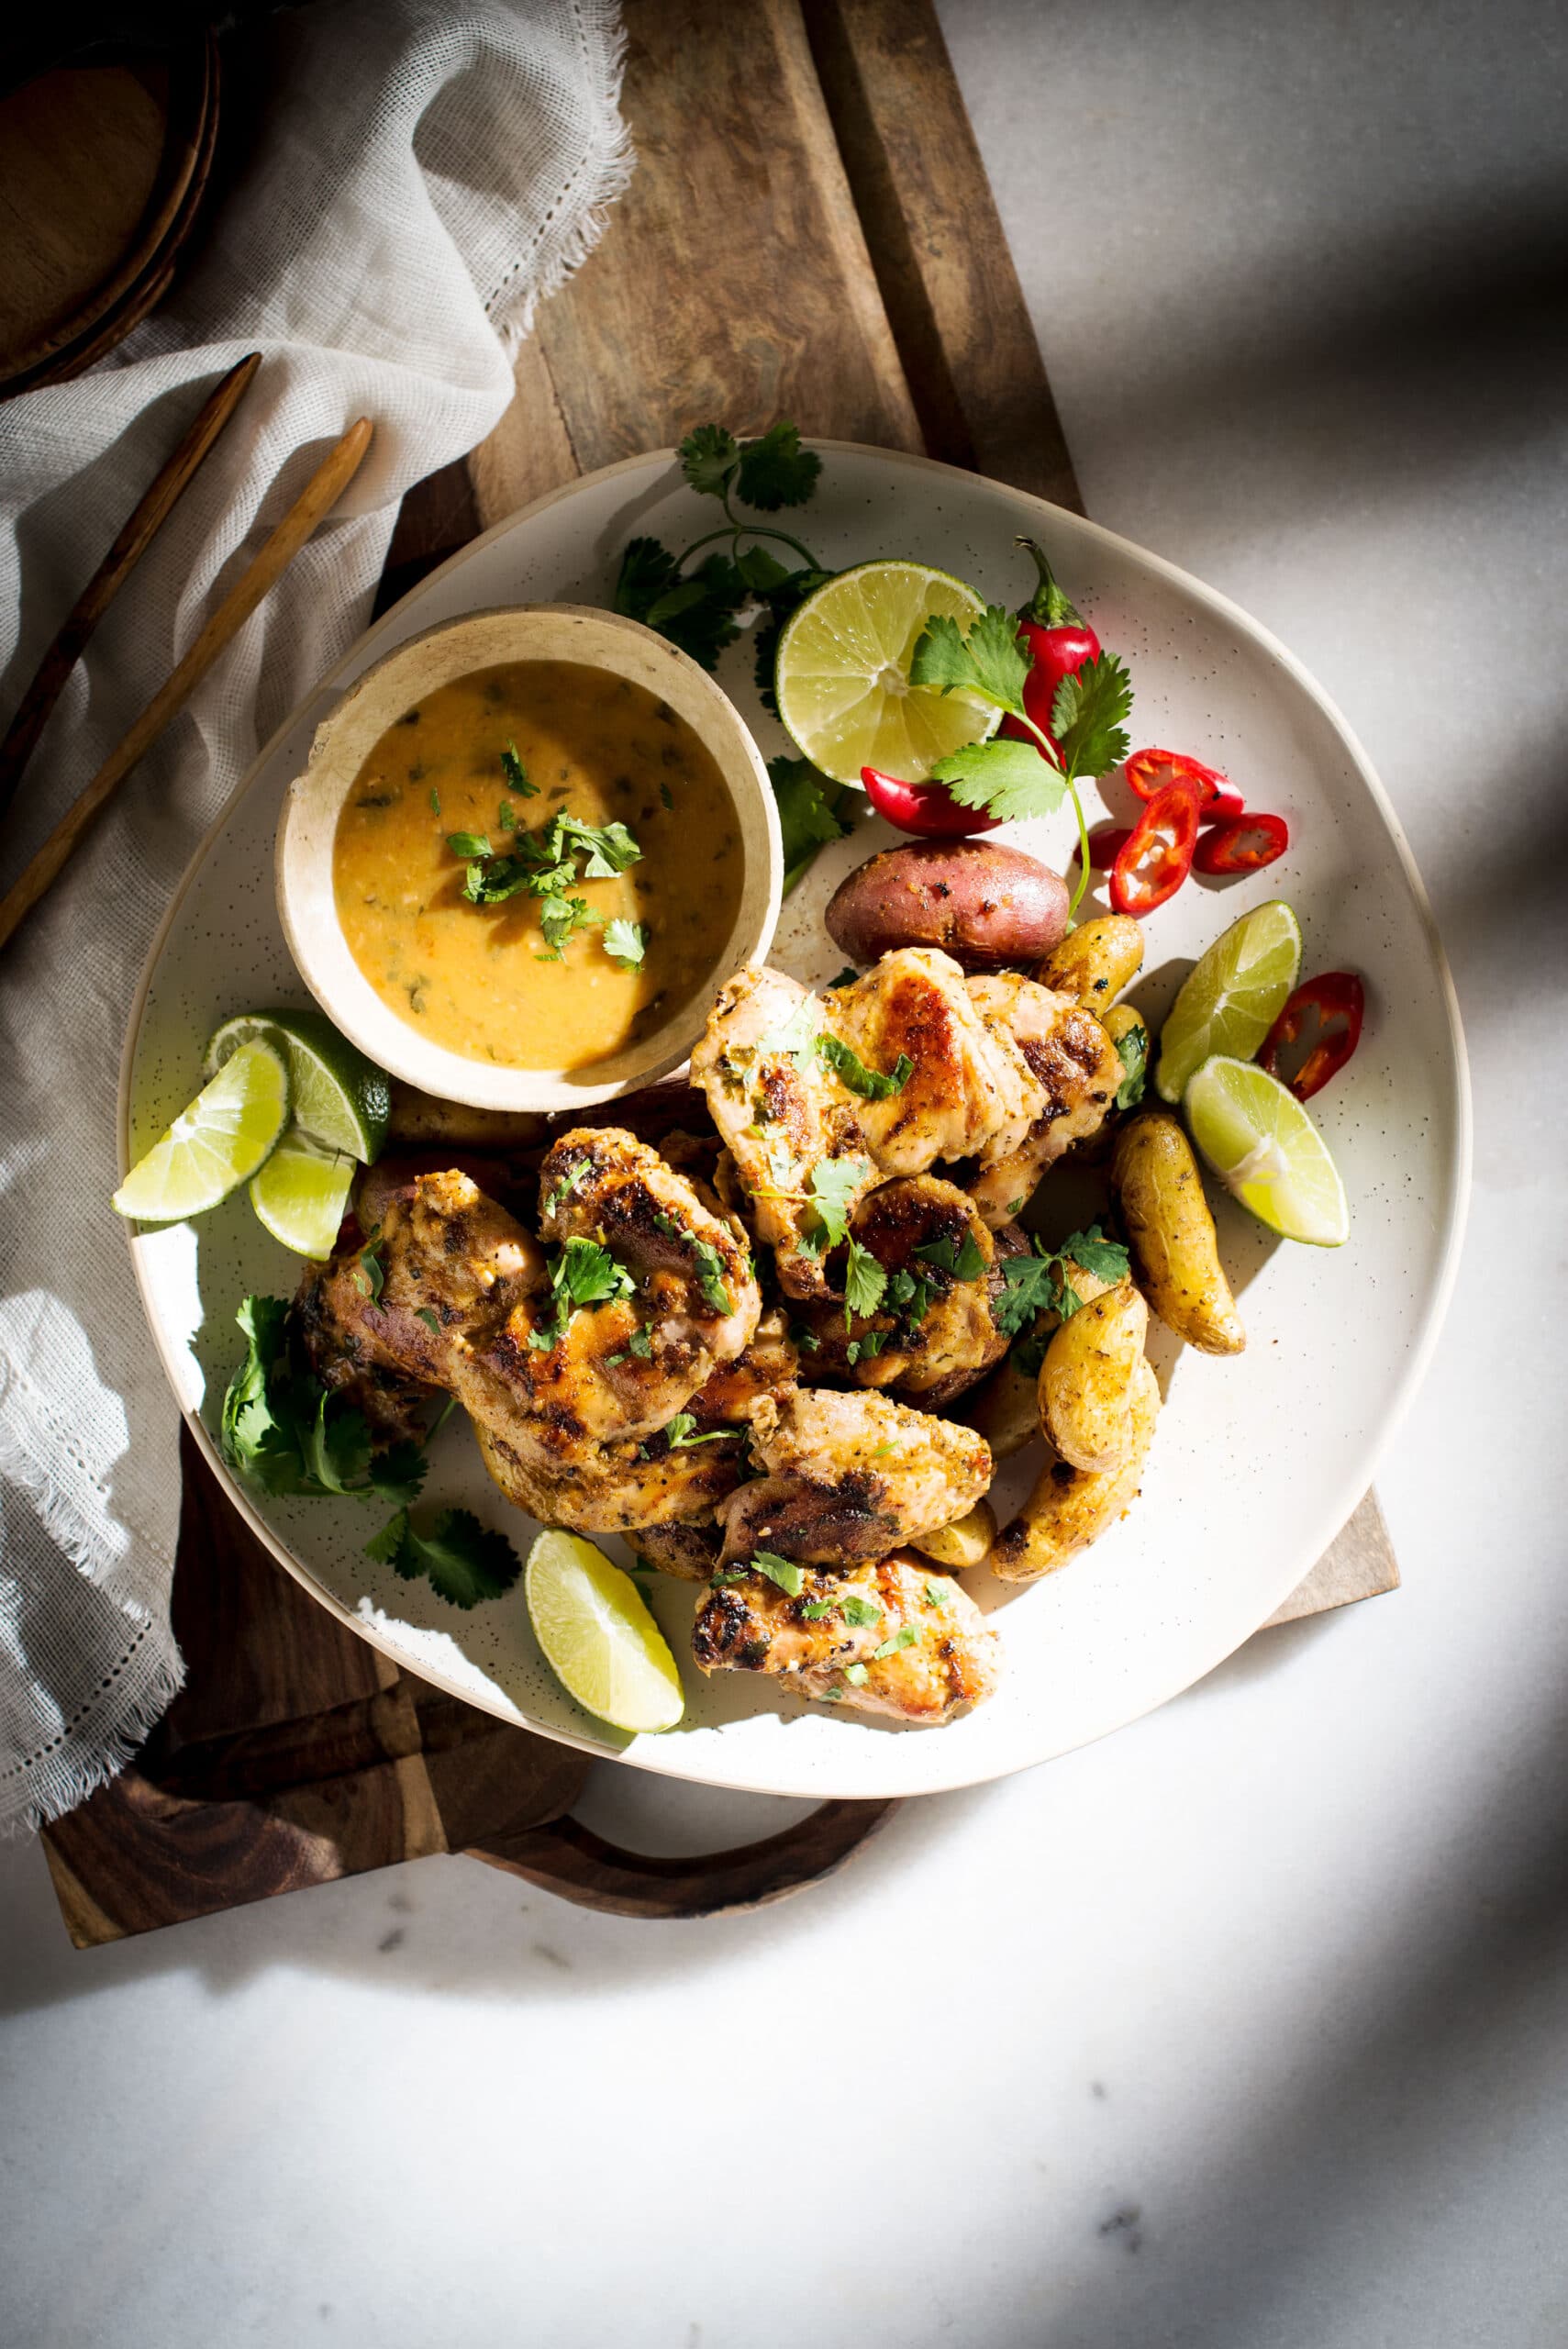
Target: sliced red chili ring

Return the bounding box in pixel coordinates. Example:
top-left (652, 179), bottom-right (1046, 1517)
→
top-left (1193, 813), bottom-right (1289, 874)
top-left (1259, 972), bottom-right (1364, 1100)
top-left (1109, 779), bottom-right (1201, 915)
top-left (1125, 746), bottom-right (1239, 817)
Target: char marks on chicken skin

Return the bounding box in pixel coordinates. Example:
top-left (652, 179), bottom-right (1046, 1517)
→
top-left (298, 1136), bottom-right (762, 1495)
top-left (717, 1386), bottom-right (992, 1567)
top-left (962, 974), bottom-right (1122, 1224)
top-left (794, 1173), bottom-right (1007, 1405)
top-left (694, 1553), bottom-right (1001, 1724)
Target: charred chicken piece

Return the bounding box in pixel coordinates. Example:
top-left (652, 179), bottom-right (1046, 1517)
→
top-left (717, 1386), bottom-right (992, 1568)
top-left (693, 1553), bottom-right (1001, 1723)
top-left (962, 974), bottom-right (1123, 1225)
top-left (794, 1174), bottom-right (1007, 1405)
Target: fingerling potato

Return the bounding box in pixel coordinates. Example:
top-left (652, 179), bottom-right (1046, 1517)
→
top-left (1036, 914), bottom-right (1144, 1009)
top-left (912, 1499), bottom-right (997, 1571)
top-left (958, 1351), bottom-right (1040, 1460)
top-left (1040, 1278), bottom-right (1149, 1472)
top-left (1111, 1109), bottom-right (1245, 1356)
top-left (992, 1360), bottom-right (1161, 1582)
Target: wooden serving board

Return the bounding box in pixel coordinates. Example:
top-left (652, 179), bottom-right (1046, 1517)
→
top-left (39, 0), bottom-right (1397, 1950)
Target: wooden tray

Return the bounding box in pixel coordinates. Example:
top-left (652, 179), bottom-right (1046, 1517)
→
top-left (39, 0), bottom-right (1397, 1951)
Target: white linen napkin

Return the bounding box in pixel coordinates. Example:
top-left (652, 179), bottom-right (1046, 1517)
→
top-left (0, 0), bottom-right (632, 1832)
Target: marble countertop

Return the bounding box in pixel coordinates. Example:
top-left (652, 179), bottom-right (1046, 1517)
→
top-left (4, 6), bottom-right (1566, 2343)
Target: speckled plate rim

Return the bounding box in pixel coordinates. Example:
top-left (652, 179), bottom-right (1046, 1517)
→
top-left (119, 440), bottom-right (1473, 1801)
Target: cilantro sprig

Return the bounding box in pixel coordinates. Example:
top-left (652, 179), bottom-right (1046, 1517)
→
top-left (365, 1507), bottom-right (521, 1610)
top-left (221, 1297), bottom-right (427, 1507)
top-left (528, 1236), bottom-right (635, 1353)
top-left (909, 584), bottom-right (1134, 913)
top-left (816, 1034), bottom-right (913, 1100)
top-left (995, 1224), bottom-right (1132, 1366)
top-left (455, 787), bottom-right (644, 967)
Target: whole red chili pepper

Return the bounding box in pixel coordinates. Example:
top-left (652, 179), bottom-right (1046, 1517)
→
top-left (861, 766), bottom-right (1001, 838)
top-left (1110, 779), bottom-right (1202, 915)
top-left (1260, 972), bottom-right (1364, 1100)
top-left (1000, 539), bottom-right (1101, 749)
top-left (1193, 812), bottom-right (1289, 874)
top-left (1125, 747), bottom-right (1245, 820)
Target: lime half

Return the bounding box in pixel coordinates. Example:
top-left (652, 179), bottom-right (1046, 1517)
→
top-left (205, 1007), bottom-right (389, 1162)
top-left (114, 1038), bottom-right (290, 1223)
top-left (1156, 900), bottom-right (1302, 1104)
top-left (526, 1529), bottom-right (684, 1732)
top-left (774, 558), bottom-right (1000, 786)
top-left (1184, 1054), bottom-right (1349, 1246)
top-left (250, 1127), bottom-right (357, 1259)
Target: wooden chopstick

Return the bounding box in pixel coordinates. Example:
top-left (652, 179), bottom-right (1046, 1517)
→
top-left (0, 351), bottom-right (262, 827)
top-left (0, 415), bottom-right (374, 956)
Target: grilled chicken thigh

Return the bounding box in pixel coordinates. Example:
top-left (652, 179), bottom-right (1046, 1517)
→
top-left (962, 974), bottom-right (1123, 1223)
top-left (693, 1553), bottom-right (1001, 1723)
top-left (717, 1385), bottom-right (992, 1566)
top-left (300, 1140), bottom-right (760, 1485)
top-left (691, 965), bottom-right (876, 1300)
top-left (795, 1174), bottom-right (1008, 1403)
top-left (827, 948), bottom-right (1033, 1172)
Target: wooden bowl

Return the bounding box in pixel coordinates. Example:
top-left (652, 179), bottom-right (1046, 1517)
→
top-left (275, 606), bottom-right (782, 1112)
top-left (0, 30), bottom-right (219, 397)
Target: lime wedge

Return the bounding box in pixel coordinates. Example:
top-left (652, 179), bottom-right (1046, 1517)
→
top-left (1184, 1055), bottom-right (1349, 1246)
top-left (250, 1126), bottom-right (357, 1259)
top-left (1156, 900), bottom-right (1302, 1104)
top-left (526, 1528), bottom-right (684, 1732)
top-left (205, 1007), bottom-right (389, 1162)
top-left (113, 1038), bottom-right (290, 1223)
top-left (774, 558), bottom-right (1000, 786)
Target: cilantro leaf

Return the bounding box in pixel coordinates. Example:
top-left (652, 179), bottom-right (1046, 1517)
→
top-left (841, 1594), bottom-right (882, 1627)
top-left (614, 534), bottom-right (680, 618)
top-left (1049, 651), bottom-right (1134, 778)
top-left (551, 815), bottom-right (641, 877)
top-left (603, 918), bottom-right (647, 970)
top-left (756, 995), bottom-right (821, 1067)
top-left (351, 1241), bottom-right (384, 1302)
top-left (530, 1236), bottom-right (635, 1350)
top-left (1060, 1224), bottom-right (1131, 1286)
top-left (872, 1625), bottom-right (918, 1661)
top-left (816, 1034), bottom-right (913, 1100)
top-left (842, 1662), bottom-right (869, 1687)
top-left (221, 1296), bottom-right (426, 1505)
top-left (691, 1236), bottom-right (735, 1317)
top-left (736, 542), bottom-right (794, 595)
top-left (749, 1550), bottom-right (805, 1597)
top-left (768, 754), bottom-right (851, 896)
top-left (657, 1413), bottom-right (732, 1452)
top-left (931, 737), bottom-right (1069, 823)
top-left (924, 1583), bottom-right (950, 1609)
top-left (843, 1237), bottom-right (888, 1323)
top-left (366, 1507), bottom-right (521, 1609)
top-left (628, 1325), bottom-right (654, 1359)
top-left (1114, 1022), bottom-right (1149, 1109)
top-left (734, 421), bottom-right (821, 511)
top-left (541, 1156), bottom-right (589, 1218)
top-left (914, 1230), bottom-right (987, 1283)
top-left (614, 537), bottom-right (742, 672)
top-left (502, 741), bottom-right (537, 797)
top-left (807, 1156), bottom-right (863, 1248)
top-left (679, 423), bottom-right (740, 498)
top-left (538, 893), bottom-right (593, 959)
top-left (994, 1250), bottom-right (1062, 1339)
top-left (446, 830), bottom-right (492, 860)
top-left (909, 602), bottom-right (1030, 713)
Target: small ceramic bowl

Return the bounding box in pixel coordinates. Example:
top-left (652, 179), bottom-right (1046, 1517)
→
top-left (275, 604), bottom-right (781, 1111)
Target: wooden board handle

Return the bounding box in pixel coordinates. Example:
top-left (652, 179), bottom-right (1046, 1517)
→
top-left (467, 1798), bottom-right (896, 1920)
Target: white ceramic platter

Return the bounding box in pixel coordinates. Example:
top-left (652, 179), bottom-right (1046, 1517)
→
top-left (122, 443), bottom-right (1470, 1800)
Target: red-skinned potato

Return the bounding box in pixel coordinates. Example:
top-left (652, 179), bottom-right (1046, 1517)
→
top-left (825, 840), bottom-right (1071, 973)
